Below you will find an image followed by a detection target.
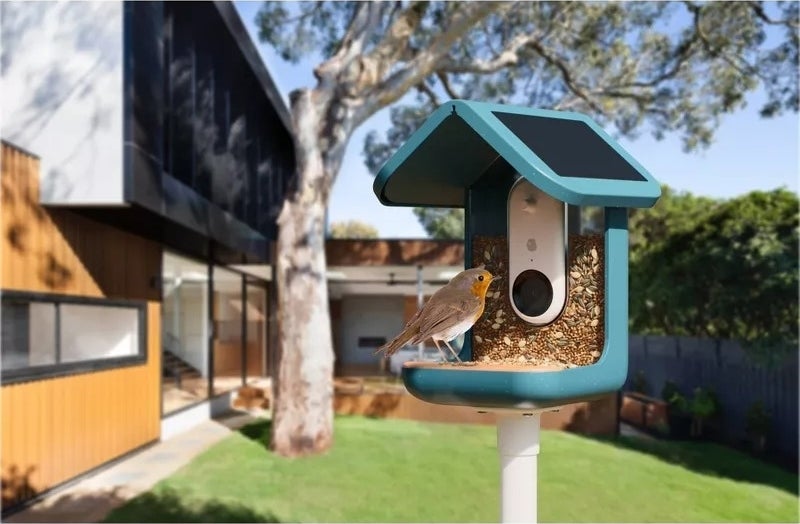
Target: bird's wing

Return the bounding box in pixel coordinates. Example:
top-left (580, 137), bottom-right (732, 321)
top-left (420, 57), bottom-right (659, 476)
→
top-left (409, 294), bottom-right (481, 344)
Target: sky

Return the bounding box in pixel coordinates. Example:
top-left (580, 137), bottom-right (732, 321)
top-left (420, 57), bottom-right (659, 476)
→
top-left (234, 1), bottom-right (799, 238)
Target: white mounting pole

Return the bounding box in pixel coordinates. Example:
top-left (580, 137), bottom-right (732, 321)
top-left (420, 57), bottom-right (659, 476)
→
top-left (497, 413), bottom-right (541, 523)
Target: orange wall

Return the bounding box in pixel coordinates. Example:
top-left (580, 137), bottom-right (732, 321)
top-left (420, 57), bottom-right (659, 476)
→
top-left (1, 144), bottom-right (162, 508)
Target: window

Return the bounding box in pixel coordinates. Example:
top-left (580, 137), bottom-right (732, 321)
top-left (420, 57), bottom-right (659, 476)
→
top-left (1, 292), bottom-right (146, 382)
top-left (59, 304), bottom-right (140, 363)
top-left (162, 250), bottom-right (211, 414)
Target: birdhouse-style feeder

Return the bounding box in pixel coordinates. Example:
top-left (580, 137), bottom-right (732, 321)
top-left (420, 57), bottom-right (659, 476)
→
top-left (374, 99), bottom-right (661, 410)
top-left (373, 100), bottom-right (660, 523)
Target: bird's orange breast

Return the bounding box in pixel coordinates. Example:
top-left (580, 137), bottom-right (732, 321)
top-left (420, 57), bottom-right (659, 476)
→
top-left (470, 279), bottom-right (493, 299)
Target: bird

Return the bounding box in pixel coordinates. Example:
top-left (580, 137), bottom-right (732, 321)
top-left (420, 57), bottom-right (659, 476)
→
top-left (375, 267), bottom-right (497, 363)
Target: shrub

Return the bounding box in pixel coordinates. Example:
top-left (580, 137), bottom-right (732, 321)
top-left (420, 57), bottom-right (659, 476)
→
top-left (746, 401), bottom-right (771, 434)
top-left (661, 380), bottom-right (680, 403)
top-left (688, 387), bottom-right (719, 437)
top-left (632, 370), bottom-right (649, 394)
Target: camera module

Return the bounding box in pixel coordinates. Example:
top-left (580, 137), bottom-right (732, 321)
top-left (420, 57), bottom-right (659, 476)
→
top-left (512, 270), bottom-right (554, 318)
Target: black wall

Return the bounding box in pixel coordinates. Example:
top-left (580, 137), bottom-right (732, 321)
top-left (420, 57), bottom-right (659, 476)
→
top-left (123, 1), bottom-right (295, 264)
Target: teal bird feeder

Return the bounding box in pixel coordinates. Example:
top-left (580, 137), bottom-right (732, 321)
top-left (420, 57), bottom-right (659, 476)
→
top-left (373, 100), bottom-right (661, 523)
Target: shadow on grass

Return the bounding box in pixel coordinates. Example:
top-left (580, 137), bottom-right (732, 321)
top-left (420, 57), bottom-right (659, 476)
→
top-left (237, 419), bottom-right (272, 446)
top-left (103, 487), bottom-right (280, 523)
top-left (594, 434), bottom-right (799, 496)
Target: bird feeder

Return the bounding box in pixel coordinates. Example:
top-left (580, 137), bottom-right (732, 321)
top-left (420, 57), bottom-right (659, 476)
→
top-left (373, 100), bottom-right (661, 523)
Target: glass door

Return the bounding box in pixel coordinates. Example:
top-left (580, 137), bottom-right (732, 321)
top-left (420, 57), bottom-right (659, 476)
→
top-left (162, 251), bottom-right (210, 414)
top-left (246, 279), bottom-right (268, 384)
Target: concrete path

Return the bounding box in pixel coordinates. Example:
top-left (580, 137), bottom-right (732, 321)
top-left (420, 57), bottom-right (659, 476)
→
top-left (619, 421), bottom-right (656, 440)
top-left (6, 412), bottom-right (260, 523)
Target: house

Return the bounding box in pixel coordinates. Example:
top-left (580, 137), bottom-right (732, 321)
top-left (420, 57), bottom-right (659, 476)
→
top-left (1, 1), bottom-right (293, 511)
top-left (1, 1), bottom-right (619, 513)
top-left (325, 239), bottom-right (466, 376)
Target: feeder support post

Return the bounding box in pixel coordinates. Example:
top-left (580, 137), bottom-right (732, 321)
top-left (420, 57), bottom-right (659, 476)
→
top-left (497, 413), bottom-right (541, 523)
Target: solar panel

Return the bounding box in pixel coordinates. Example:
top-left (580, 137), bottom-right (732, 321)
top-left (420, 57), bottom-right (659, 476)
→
top-left (492, 111), bottom-right (646, 182)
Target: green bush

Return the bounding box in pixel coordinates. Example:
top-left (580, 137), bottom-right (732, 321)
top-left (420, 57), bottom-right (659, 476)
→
top-left (661, 380), bottom-right (680, 403)
top-left (633, 370), bottom-right (649, 394)
top-left (669, 392), bottom-right (688, 413)
top-left (746, 401), bottom-right (771, 437)
top-left (690, 387), bottom-right (718, 419)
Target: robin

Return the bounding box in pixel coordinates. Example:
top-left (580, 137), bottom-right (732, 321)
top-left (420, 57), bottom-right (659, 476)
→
top-left (375, 267), bottom-right (497, 363)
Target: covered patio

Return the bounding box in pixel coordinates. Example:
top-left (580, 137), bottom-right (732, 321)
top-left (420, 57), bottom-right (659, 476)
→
top-left (325, 239), bottom-right (465, 377)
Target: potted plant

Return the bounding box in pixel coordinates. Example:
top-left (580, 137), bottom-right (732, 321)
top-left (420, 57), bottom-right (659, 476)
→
top-left (632, 370), bottom-right (649, 395)
top-left (661, 380), bottom-right (680, 404)
top-left (665, 390), bottom-right (692, 439)
top-left (746, 400), bottom-right (771, 454)
top-left (688, 387), bottom-right (718, 438)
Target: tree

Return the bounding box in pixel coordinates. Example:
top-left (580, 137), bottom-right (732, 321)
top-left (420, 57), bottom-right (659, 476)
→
top-left (630, 188), bottom-right (799, 362)
top-left (329, 219), bottom-right (380, 238)
top-left (413, 208), bottom-right (464, 239)
top-left (255, 0), bottom-right (799, 456)
top-left (627, 186), bottom-right (724, 332)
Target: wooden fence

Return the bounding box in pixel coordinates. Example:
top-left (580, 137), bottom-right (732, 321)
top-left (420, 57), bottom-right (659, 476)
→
top-left (625, 335), bottom-right (798, 462)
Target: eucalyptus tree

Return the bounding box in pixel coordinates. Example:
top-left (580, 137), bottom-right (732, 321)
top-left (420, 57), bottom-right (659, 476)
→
top-left (255, 0), bottom-right (798, 456)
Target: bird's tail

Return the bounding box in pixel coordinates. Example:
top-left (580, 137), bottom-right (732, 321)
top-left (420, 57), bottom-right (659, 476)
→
top-left (375, 329), bottom-right (415, 357)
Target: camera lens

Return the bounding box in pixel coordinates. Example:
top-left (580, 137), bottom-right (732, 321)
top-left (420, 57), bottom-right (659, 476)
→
top-left (512, 270), bottom-right (553, 317)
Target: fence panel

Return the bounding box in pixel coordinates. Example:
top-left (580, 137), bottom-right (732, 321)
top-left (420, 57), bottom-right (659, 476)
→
top-left (626, 335), bottom-right (798, 461)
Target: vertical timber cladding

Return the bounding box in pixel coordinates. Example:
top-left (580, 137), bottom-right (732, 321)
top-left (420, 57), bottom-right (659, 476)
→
top-left (0, 144), bottom-right (162, 508)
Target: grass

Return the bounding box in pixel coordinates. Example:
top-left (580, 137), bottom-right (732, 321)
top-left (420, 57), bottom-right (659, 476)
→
top-left (105, 416), bottom-right (799, 523)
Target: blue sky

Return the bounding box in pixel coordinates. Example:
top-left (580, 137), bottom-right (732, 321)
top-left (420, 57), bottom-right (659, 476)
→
top-left (235, 1), bottom-right (799, 238)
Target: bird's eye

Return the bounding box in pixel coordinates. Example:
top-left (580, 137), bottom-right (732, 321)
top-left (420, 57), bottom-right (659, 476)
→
top-left (478, 275), bottom-right (484, 282)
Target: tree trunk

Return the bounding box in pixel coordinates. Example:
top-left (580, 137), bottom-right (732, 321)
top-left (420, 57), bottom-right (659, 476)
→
top-left (270, 89), bottom-right (345, 457)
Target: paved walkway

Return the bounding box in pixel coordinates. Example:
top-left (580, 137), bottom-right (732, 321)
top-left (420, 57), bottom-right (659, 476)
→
top-left (619, 421), bottom-right (656, 440)
top-left (6, 412), bottom-right (260, 523)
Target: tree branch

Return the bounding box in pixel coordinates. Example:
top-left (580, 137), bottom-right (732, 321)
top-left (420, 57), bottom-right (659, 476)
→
top-left (686, 2), bottom-right (758, 77)
top-left (285, 3), bottom-right (324, 26)
top-left (358, 2), bottom-right (508, 121)
top-left (436, 71), bottom-right (460, 99)
top-left (747, 1), bottom-right (800, 27)
top-left (313, 2), bottom-right (389, 82)
top-left (363, 1), bottom-right (429, 65)
top-left (415, 81), bottom-right (441, 107)
top-left (526, 40), bottom-right (603, 114)
top-left (442, 32), bottom-right (540, 74)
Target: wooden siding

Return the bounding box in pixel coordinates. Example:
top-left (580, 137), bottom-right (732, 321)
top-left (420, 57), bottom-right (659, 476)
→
top-left (1, 143), bottom-right (162, 509)
top-left (1, 146), bottom-right (161, 298)
top-left (1, 305), bottom-right (161, 508)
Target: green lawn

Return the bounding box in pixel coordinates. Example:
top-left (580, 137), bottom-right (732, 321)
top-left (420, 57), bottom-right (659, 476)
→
top-left (105, 416), bottom-right (799, 523)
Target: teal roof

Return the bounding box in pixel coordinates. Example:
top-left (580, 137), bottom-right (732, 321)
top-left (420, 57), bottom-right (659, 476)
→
top-left (373, 100), bottom-right (661, 209)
